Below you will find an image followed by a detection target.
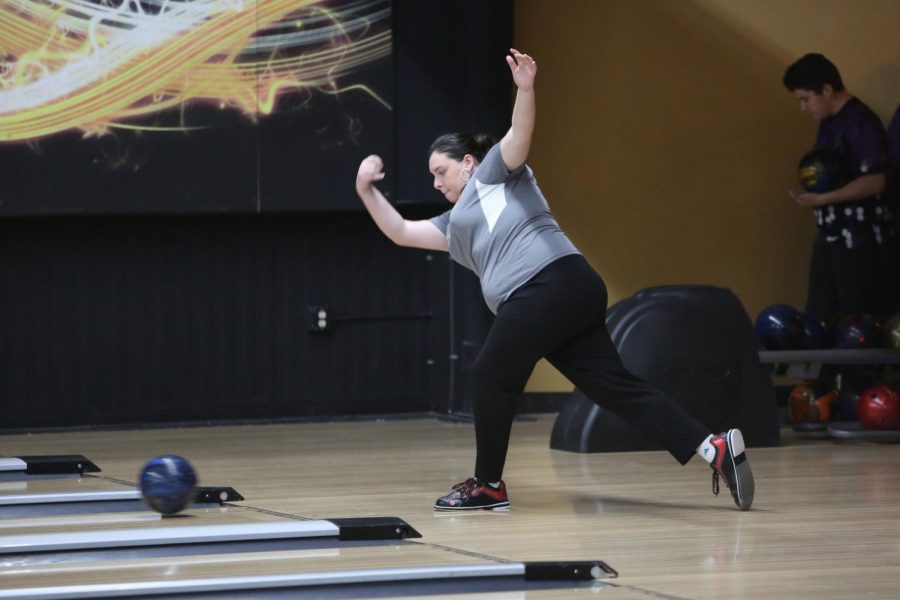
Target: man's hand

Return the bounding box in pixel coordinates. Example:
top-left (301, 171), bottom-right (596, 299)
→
top-left (789, 188), bottom-right (828, 208)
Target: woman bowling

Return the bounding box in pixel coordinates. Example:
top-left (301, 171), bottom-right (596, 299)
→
top-left (354, 49), bottom-right (754, 511)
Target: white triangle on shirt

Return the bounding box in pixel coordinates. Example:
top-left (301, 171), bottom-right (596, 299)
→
top-left (476, 180), bottom-right (506, 232)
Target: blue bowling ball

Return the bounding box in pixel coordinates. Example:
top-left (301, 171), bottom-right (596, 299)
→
top-left (755, 304), bottom-right (802, 350)
top-left (836, 376), bottom-right (871, 421)
top-left (833, 314), bottom-right (881, 349)
top-left (139, 455), bottom-right (197, 515)
top-left (798, 312), bottom-right (829, 349)
top-left (798, 149), bottom-right (849, 193)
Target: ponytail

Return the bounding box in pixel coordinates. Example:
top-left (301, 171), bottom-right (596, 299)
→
top-left (429, 132), bottom-right (496, 163)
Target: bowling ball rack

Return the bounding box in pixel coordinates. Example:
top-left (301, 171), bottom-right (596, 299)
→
top-left (759, 348), bottom-right (900, 440)
top-left (759, 348), bottom-right (900, 379)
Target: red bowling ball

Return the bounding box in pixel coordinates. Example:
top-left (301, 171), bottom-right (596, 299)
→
top-left (857, 385), bottom-right (900, 430)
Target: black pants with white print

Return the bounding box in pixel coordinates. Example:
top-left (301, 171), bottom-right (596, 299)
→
top-left (471, 254), bottom-right (710, 483)
top-left (806, 231), bottom-right (893, 322)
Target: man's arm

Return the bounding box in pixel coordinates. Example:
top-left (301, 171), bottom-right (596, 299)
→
top-left (790, 173), bottom-right (887, 208)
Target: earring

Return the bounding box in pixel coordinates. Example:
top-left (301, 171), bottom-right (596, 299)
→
top-left (460, 169), bottom-right (471, 183)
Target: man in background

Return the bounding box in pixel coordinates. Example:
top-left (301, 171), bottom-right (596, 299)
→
top-left (783, 53), bottom-right (892, 322)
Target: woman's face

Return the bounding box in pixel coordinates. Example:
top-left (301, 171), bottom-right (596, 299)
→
top-left (428, 151), bottom-right (475, 203)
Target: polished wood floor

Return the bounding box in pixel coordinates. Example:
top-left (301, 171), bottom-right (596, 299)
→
top-left (1, 415), bottom-right (898, 599)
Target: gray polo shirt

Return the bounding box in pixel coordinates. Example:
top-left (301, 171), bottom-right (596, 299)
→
top-left (430, 143), bottom-right (580, 313)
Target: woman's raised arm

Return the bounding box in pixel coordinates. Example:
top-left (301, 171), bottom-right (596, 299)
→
top-left (499, 49), bottom-right (537, 172)
top-left (355, 155), bottom-right (448, 251)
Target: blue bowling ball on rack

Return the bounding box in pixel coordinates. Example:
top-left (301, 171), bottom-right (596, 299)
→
top-left (798, 312), bottom-right (829, 349)
top-left (833, 314), bottom-right (881, 349)
top-left (836, 376), bottom-right (871, 421)
top-left (139, 454), bottom-right (198, 515)
top-left (754, 304), bottom-right (802, 350)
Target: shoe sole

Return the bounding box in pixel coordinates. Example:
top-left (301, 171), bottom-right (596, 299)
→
top-left (727, 429), bottom-right (754, 511)
top-left (433, 502), bottom-right (510, 511)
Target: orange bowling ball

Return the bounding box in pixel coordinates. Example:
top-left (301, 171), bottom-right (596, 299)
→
top-left (789, 385), bottom-right (832, 424)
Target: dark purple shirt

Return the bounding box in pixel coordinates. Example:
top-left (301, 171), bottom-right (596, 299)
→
top-left (888, 104), bottom-right (900, 169)
top-left (813, 97), bottom-right (890, 248)
top-left (886, 105), bottom-right (900, 215)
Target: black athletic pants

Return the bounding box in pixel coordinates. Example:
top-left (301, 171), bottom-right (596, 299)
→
top-left (470, 254), bottom-right (711, 483)
top-left (805, 232), bottom-right (892, 322)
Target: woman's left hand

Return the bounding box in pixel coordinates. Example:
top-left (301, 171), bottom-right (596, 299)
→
top-left (506, 49), bottom-right (536, 91)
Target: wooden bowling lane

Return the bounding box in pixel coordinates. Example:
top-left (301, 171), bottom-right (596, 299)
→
top-left (0, 474), bottom-right (137, 506)
top-left (0, 500), bottom-right (610, 599)
top-left (0, 455), bottom-right (100, 480)
top-left (0, 541), bottom-right (524, 599)
top-left (0, 474), bottom-right (242, 519)
top-left (0, 504), bottom-right (299, 537)
top-left (0, 506), bottom-right (426, 574)
top-left (0, 475), bottom-right (144, 519)
top-left (0, 504), bottom-right (339, 558)
top-left (0, 511), bottom-right (164, 531)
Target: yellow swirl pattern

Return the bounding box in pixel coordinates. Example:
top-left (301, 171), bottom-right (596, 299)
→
top-left (0, 0), bottom-right (391, 142)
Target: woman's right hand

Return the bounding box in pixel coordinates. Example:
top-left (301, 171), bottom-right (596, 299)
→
top-left (356, 155), bottom-right (386, 189)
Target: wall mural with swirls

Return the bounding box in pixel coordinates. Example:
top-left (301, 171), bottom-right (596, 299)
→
top-left (0, 0), bottom-right (392, 213)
